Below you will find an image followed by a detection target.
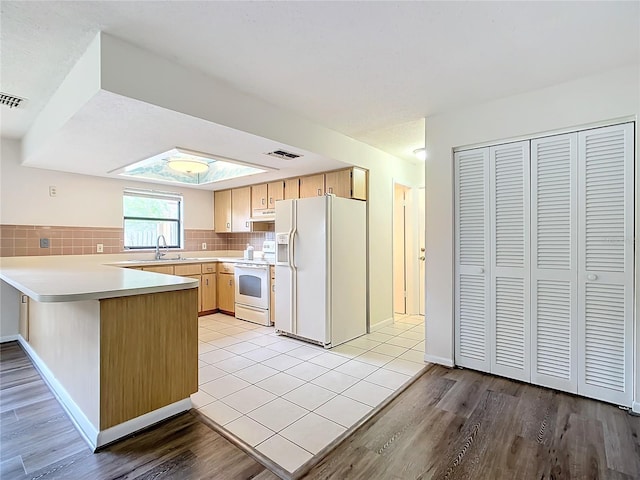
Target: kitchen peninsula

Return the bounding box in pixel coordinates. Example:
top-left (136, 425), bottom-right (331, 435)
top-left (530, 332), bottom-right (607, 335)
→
top-left (0, 255), bottom-right (199, 451)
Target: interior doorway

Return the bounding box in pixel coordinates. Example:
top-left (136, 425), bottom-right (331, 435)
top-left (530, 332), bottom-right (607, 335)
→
top-left (393, 183), bottom-right (424, 316)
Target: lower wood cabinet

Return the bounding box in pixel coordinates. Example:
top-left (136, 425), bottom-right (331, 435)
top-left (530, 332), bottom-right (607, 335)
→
top-left (217, 272), bottom-right (234, 314)
top-left (201, 273), bottom-right (217, 312)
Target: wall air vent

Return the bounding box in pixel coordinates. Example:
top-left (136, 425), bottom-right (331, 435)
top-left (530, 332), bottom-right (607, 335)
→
top-left (0, 92), bottom-right (26, 109)
top-left (266, 150), bottom-right (302, 160)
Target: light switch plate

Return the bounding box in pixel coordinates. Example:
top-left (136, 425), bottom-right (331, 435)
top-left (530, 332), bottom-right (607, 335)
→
top-left (96, 244), bottom-right (104, 253)
top-left (202, 243), bottom-right (207, 250)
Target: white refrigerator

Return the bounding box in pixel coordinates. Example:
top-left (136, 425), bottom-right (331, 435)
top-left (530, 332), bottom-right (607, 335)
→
top-left (275, 195), bottom-right (367, 347)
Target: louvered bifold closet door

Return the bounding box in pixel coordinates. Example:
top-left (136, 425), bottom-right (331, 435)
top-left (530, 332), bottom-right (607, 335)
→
top-left (489, 142), bottom-right (530, 382)
top-left (531, 133), bottom-right (578, 393)
top-left (577, 123), bottom-right (634, 406)
top-left (455, 148), bottom-right (491, 372)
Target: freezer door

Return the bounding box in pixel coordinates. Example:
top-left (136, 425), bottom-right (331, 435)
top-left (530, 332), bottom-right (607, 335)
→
top-left (275, 199), bottom-right (295, 334)
top-left (294, 196), bottom-right (329, 344)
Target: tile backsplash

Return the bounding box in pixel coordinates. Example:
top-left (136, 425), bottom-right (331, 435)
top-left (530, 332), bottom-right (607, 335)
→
top-left (0, 224), bottom-right (274, 257)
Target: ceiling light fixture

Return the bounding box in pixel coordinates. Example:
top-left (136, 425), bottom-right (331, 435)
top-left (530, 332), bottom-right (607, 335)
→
top-left (413, 147), bottom-right (427, 161)
top-left (167, 158), bottom-right (209, 174)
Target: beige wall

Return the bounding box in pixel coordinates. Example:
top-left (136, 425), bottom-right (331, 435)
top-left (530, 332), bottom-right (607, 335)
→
top-left (424, 65), bottom-right (639, 406)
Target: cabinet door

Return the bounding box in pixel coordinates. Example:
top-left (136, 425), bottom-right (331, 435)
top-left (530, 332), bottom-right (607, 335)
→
top-left (214, 190), bottom-right (232, 232)
top-left (299, 174), bottom-right (325, 198)
top-left (270, 266), bottom-right (275, 324)
top-left (454, 148), bottom-right (491, 373)
top-left (267, 181), bottom-right (284, 207)
top-left (284, 178), bottom-right (300, 199)
top-left (217, 273), bottom-right (235, 313)
top-left (489, 141), bottom-right (530, 382)
top-left (577, 123), bottom-right (634, 406)
top-left (232, 187), bottom-right (251, 232)
top-left (325, 170), bottom-right (352, 198)
top-left (201, 273), bottom-right (217, 312)
top-left (252, 184), bottom-right (268, 213)
top-left (351, 167), bottom-right (367, 200)
top-left (531, 133), bottom-right (578, 393)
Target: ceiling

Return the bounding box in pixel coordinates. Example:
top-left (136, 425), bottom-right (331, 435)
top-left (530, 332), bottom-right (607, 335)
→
top-left (1, 1), bottom-right (638, 180)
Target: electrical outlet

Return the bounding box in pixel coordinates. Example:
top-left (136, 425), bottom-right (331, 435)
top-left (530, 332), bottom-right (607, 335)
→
top-left (49, 186), bottom-right (57, 197)
top-left (96, 244), bottom-right (104, 253)
top-left (201, 242), bottom-right (207, 250)
top-left (40, 238), bottom-right (49, 248)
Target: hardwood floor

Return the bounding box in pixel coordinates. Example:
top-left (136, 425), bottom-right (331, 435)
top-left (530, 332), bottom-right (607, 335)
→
top-left (302, 366), bottom-right (640, 480)
top-left (0, 342), bottom-right (277, 480)
top-left (1, 340), bottom-right (639, 480)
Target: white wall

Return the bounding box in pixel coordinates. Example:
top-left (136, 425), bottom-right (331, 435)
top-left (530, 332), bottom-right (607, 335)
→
top-left (424, 65), bottom-right (639, 406)
top-left (1, 138), bottom-right (214, 229)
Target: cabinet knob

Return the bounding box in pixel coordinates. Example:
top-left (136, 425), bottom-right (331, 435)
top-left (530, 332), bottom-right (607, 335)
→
top-left (317, 188), bottom-right (322, 196)
top-left (262, 198), bottom-right (265, 205)
top-left (205, 279), bottom-right (209, 286)
top-left (269, 197), bottom-right (273, 205)
top-left (226, 222), bottom-right (230, 229)
top-left (328, 187), bottom-right (333, 194)
top-left (245, 221), bottom-right (249, 227)
top-left (229, 279), bottom-right (232, 286)
top-left (587, 274), bottom-right (598, 281)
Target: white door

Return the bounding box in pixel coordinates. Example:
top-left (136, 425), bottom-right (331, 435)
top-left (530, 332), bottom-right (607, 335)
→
top-left (419, 187), bottom-right (425, 316)
top-left (455, 148), bottom-right (491, 372)
top-left (489, 141), bottom-right (531, 382)
top-left (530, 133), bottom-right (579, 393)
top-left (577, 123), bottom-right (634, 406)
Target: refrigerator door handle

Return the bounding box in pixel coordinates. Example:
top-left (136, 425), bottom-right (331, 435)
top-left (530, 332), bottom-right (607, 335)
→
top-left (288, 200), bottom-right (297, 334)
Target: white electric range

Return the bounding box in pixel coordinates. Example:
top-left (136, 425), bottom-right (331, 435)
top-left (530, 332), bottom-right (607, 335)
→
top-left (233, 241), bottom-right (275, 326)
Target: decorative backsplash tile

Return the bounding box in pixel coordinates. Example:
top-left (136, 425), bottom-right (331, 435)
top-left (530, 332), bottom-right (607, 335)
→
top-left (0, 225), bottom-right (274, 257)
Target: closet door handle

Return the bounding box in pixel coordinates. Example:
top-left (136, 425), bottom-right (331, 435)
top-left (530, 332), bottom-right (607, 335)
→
top-left (587, 274), bottom-right (597, 281)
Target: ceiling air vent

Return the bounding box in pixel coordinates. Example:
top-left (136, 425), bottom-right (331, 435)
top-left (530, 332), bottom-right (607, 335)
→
top-left (266, 149), bottom-right (302, 160)
top-left (0, 92), bottom-right (26, 109)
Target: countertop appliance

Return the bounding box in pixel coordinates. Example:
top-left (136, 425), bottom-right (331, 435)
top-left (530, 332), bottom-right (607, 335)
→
top-left (234, 240), bottom-right (275, 326)
top-left (275, 195), bottom-right (366, 347)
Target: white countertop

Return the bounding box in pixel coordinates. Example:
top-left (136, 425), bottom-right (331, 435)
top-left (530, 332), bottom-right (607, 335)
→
top-left (0, 251), bottom-right (277, 303)
top-left (0, 255), bottom-right (199, 303)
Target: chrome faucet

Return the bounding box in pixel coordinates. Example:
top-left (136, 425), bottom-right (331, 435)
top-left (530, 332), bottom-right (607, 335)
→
top-left (155, 234), bottom-right (167, 260)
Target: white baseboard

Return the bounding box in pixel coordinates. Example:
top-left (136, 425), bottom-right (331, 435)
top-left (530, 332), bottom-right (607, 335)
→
top-left (370, 317), bottom-right (394, 332)
top-left (0, 334), bottom-right (19, 343)
top-left (18, 336), bottom-right (99, 449)
top-left (633, 401), bottom-right (640, 414)
top-left (18, 336), bottom-right (192, 451)
top-left (423, 353), bottom-right (455, 368)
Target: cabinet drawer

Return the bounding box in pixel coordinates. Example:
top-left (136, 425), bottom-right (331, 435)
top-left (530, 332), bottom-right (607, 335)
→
top-left (201, 263), bottom-right (217, 274)
top-left (142, 265), bottom-right (174, 274)
top-left (174, 264), bottom-right (202, 276)
top-left (218, 263), bottom-right (235, 274)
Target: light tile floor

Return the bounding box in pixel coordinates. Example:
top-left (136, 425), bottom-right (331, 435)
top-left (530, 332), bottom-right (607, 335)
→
top-left (192, 313), bottom-right (426, 474)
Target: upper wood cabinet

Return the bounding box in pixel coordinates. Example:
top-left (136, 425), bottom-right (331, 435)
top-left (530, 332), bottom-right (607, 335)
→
top-left (252, 181), bottom-right (284, 214)
top-left (325, 167), bottom-right (367, 200)
top-left (299, 174), bottom-right (325, 199)
top-left (267, 181), bottom-right (284, 207)
top-left (284, 178), bottom-right (300, 200)
top-left (231, 187), bottom-right (251, 232)
top-left (251, 184), bottom-right (268, 212)
top-left (214, 190), bottom-right (232, 232)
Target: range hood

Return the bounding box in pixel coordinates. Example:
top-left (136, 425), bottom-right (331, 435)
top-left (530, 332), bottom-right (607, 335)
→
top-left (249, 209), bottom-right (275, 232)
